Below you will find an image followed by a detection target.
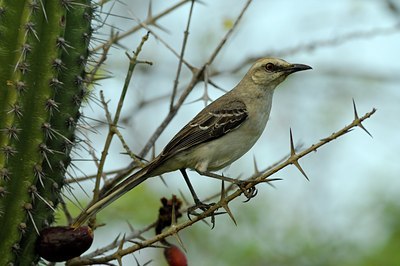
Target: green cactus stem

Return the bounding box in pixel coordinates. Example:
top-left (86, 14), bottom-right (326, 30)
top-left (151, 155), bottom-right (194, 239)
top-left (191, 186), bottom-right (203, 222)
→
top-left (0, 0), bottom-right (93, 264)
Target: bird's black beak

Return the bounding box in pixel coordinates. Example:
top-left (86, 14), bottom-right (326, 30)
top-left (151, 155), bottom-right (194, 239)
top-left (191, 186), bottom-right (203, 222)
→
top-left (286, 63), bottom-right (312, 74)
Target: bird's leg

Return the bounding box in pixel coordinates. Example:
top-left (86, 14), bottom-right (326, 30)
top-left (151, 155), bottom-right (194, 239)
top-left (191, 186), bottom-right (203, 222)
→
top-left (196, 170), bottom-right (239, 183)
top-left (197, 171), bottom-right (258, 201)
top-left (180, 169), bottom-right (215, 216)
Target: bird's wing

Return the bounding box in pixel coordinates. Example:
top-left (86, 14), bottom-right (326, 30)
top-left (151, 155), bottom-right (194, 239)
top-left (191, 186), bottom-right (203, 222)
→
top-left (159, 98), bottom-right (248, 160)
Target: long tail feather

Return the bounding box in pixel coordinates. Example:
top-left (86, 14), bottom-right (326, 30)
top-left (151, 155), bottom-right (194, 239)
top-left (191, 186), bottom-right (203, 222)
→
top-left (73, 165), bottom-right (150, 227)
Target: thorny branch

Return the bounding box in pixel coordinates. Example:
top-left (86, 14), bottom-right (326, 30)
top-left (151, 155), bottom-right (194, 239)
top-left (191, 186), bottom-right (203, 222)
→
top-left (67, 105), bottom-right (376, 265)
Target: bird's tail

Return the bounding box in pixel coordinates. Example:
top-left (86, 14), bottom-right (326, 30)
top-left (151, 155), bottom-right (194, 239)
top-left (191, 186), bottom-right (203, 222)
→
top-left (72, 165), bottom-right (150, 228)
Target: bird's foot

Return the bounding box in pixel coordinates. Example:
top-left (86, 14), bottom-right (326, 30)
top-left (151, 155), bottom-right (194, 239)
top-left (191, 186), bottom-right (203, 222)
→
top-left (187, 200), bottom-right (225, 229)
top-left (235, 180), bottom-right (258, 202)
top-left (187, 199), bottom-right (215, 217)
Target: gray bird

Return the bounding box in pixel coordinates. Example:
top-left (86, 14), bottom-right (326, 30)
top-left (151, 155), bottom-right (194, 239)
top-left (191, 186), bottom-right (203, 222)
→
top-left (73, 58), bottom-right (311, 227)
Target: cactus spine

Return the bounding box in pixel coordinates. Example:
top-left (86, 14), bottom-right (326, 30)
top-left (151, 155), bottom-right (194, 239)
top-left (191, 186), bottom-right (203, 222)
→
top-left (0, 0), bottom-right (93, 264)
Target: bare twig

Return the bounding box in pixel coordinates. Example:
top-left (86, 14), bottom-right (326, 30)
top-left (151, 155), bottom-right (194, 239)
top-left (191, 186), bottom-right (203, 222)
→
top-left (216, 22), bottom-right (400, 75)
top-left (92, 0), bottom-right (192, 53)
top-left (86, 39), bottom-right (111, 86)
top-left (90, 33), bottom-right (151, 226)
top-left (138, 23), bottom-right (193, 69)
top-left (170, 0), bottom-right (196, 110)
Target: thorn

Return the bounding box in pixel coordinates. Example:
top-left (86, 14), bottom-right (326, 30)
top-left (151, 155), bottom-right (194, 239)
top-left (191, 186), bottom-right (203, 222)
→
top-left (116, 234), bottom-right (126, 266)
top-left (39, 143), bottom-right (54, 170)
top-left (118, 234), bottom-right (126, 250)
top-left (219, 181), bottom-right (237, 226)
top-left (45, 98), bottom-right (60, 115)
top-left (25, 22), bottom-right (39, 40)
top-left (346, 128), bottom-right (354, 134)
top-left (171, 229), bottom-right (186, 253)
top-left (36, 193), bottom-right (56, 211)
top-left (160, 174), bottom-right (168, 187)
top-left (112, 234), bottom-right (121, 245)
top-left (252, 155), bottom-right (260, 174)
top-left (171, 204), bottom-right (187, 252)
top-left (352, 99), bottom-right (373, 138)
top-left (8, 104), bottom-right (23, 118)
top-left (195, 0), bottom-right (207, 6)
top-left (263, 177), bottom-right (283, 189)
top-left (146, 0), bottom-right (153, 20)
top-left (289, 129), bottom-right (309, 181)
top-left (185, 92), bottom-right (213, 106)
top-left (293, 161), bottom-right (309, 181)
top-left (289, 128), bottom-right (296, 157)
top-left (38, 0), bottom-right (48, 22)
top-left (208, 79), bottom-right (227, 93)
top-left (26, 206), bottom-right (40, 235)
top-left (171, 200), bottom-right (177, 225)
top-left (126, 221), bottom-right (135, 232)
top-left (146, 0), bottom-right (169, 33)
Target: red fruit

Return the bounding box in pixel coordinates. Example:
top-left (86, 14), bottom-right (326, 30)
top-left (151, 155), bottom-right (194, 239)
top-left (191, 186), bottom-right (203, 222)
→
top-left (36, 226), bottom-right (93, 262)
top-left (164, 245), bottom-right (187, 266)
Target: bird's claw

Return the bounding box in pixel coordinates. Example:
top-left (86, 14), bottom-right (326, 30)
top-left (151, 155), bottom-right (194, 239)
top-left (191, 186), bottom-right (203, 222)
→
top-left (236, 180), bottom-right (258, 202)
top-left (187, 200), bottom-right (215, 217)
top-left (187, 200), bottom-right (225, 229)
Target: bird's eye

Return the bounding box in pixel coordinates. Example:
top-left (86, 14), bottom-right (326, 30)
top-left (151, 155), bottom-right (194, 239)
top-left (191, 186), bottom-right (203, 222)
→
top-left (264, 63), bottom-right (275, 72)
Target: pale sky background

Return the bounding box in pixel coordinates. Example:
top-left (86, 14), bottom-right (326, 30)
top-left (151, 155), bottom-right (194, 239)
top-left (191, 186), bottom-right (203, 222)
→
top-left (70, 1), bottom-right (400, 265)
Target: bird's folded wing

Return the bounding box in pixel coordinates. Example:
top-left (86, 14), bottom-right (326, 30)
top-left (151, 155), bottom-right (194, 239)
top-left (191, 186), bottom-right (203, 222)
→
top-left (161, 99), bottom-right (248, 158)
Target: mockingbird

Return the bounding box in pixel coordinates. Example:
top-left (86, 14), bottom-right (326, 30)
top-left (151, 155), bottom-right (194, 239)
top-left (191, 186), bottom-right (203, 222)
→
top-left (73, 58), bottom-right (311, 227)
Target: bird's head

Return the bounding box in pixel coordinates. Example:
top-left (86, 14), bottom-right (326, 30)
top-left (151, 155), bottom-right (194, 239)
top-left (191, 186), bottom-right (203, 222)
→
top-left (249, 58), bottom-right (312, 87)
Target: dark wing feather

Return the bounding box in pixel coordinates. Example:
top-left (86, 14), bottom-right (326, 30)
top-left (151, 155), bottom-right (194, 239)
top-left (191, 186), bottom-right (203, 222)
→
top-left (159, 99), bottom-right (248, 162)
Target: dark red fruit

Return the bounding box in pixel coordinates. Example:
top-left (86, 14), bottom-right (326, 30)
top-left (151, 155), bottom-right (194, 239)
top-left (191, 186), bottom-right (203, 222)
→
top-left (164, 245), bottom-right (187, 266)
top-left (36, 226), bottom-right (93, 262)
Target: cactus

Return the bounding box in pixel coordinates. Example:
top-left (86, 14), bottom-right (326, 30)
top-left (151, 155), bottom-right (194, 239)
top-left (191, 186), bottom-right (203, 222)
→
top-left (0, 0), bottom-right (93, 264)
